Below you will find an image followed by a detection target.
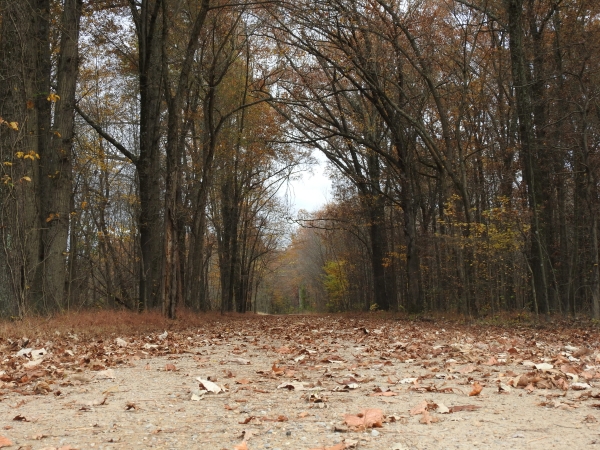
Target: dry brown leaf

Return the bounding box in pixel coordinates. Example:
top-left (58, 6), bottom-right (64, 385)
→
top-left (234, 441), bottom-right (249, 450)
top-left (419, 410), bottom-right (439, 425)
top-left (449, 405), bottom-right (481, 413)
top-left (371, 391), bottom-right (397, 397)
top-left (0, 436), bottom-right (12, 448)
top-left (581, 370), bottom-right (596, 380)
top-left (165, 364), bottom-right (176, 371)
top-left (125, 401), bottom-right (137, 410)
top-left (560, 364), bottom-right (579, 375)
top-left (555, 377), bottom-right (569, 391)
top-left (574, 347), bottom-right (591, 358)
top-left (343, 408), bottom-right (384, 429)
top-left (410, 400), bottom-right (428, 415)
top-left (229, 357), bottom-right (251, 365)
top-left (308, 443), bottom-right (346, 450)
top-left (469, 382), bottom-right (483, 396)
top-left (460, 365), bottom-right (476, 374)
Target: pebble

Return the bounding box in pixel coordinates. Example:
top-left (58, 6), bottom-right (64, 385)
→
top-left (371, 429), bottom-right (380, 437)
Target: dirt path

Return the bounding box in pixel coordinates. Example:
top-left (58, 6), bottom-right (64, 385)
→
top-left (1, 315), bottom-right (599, 449)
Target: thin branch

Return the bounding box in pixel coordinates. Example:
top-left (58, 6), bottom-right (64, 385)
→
top-left (75, 104), bottom-right (139, 163)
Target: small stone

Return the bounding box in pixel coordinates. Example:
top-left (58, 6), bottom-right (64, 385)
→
top-left (286, 431), bottom-right (292, 436)
top-left (371, 429), bottom-right (380, 437)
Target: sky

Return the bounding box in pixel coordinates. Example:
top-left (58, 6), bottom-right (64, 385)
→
top-left (284, 152), bottom-right (332, 216)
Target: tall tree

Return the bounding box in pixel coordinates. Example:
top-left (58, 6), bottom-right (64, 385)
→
top-left (0, 0), bottom-right (82, 314)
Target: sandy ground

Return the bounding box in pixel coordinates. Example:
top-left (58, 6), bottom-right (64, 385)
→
top-left (1, 315), bottom-right (599, 449)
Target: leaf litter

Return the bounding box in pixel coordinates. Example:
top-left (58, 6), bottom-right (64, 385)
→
top-left (0, 314), bottom-right (599, 448)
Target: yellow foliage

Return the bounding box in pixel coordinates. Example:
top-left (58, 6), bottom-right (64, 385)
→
top-left (21, 176), bottom-right (31, 182)
top-left (47, 93), bottom-right (60, 103)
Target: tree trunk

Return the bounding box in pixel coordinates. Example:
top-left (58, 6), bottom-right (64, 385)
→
top-left (505, 0), bottom-right (550, 315)
top-left (41, 0), bottom-right (82, 310)
top-left (0, 0), bottom-right (50, 314)
top-left (134, 0), bottom-right (165, 311)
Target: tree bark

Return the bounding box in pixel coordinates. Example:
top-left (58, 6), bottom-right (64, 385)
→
top-left (41, 0), bottom-right (83, 310)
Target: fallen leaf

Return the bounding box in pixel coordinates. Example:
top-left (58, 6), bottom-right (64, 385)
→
top-left (196, 378), bottom-right (222, 393)
top-left (96, 369), bottom-right (116, 380)
top-left (229, 358), bottom-right (250, 365)
top-left (70, 374), bottom-right (92, 383)
top-left (449, 405), bottom-right (481, 413)
top-left (469, 382), bottom-right (483, 396)
top-left (410, 400), bottom-right (428, 415)
top-left (277, 381), bottom-right (305, 391)
top-left (371, 390), bottom-right (397, 397)
top-left (343, 408), bottom-right (384, 429)
top-left (0, 436), bottom-right (12, 448)
top-left (34, 381), bottom-right (52, 394)
top-left (419, 410), bottom-right (439, 424)
top-left (460, 365), bottom-right (476, 374)
top-left (165, 364), bottom-right (176, 371)
top-left (308, 444), bottom-right (346, 450)
top-left (272, 364), bottom-right (285, 375)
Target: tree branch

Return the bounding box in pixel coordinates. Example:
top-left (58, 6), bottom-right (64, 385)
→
top-left (75, 104), bottom-right (139, 163)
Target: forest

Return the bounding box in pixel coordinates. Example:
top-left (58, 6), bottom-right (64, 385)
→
top-left (0, 0), bottom-right (599, 319)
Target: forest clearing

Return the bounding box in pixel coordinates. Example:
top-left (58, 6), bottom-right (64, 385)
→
top-left (0, 311), bottom-right (599, 449)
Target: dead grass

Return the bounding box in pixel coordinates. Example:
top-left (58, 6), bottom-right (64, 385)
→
top-left (1, 308), bottom-right (596, 344)
top-left (0, 308), bottom-right (240, 341)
